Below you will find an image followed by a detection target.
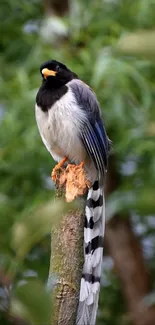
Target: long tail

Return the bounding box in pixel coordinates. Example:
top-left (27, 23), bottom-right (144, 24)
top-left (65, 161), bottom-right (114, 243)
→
top-left (76, 179), bottom-right (105, 325)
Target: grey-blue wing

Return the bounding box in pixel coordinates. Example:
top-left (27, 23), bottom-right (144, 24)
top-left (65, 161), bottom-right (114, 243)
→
top-left (69, 79), bottom-right (110, 178)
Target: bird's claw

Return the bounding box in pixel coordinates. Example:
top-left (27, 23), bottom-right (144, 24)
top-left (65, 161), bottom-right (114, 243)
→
top-left (51, 157), bottom-right (68, 183)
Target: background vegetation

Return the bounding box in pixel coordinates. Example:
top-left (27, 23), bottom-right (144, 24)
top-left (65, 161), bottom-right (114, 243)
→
top-left (0, 0), bottom-right (155, 324)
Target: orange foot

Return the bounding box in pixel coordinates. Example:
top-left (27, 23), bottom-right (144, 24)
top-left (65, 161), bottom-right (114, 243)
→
top-left (51, 157), bottom-right (68, 182)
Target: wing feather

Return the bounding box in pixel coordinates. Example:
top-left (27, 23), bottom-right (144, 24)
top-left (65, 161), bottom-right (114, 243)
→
top-left (69, 79), bottom-right (110, 177)
top-left (81, 121), bottom-right (107, 179)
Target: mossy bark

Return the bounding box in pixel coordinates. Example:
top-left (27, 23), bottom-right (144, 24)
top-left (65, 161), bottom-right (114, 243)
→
top-left (48, 195), bottom-right (84, 325)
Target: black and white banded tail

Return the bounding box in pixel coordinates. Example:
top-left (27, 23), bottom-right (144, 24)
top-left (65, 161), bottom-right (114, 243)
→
top-left (76, 180), bottom-right (105, 325)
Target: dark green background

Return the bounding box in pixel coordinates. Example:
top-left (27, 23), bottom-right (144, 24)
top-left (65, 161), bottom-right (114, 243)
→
top-left (0, 0), bottom-right (155, 324)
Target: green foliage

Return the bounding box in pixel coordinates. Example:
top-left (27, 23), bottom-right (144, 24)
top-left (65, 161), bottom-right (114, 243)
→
top-left (11, 280), bottom-right (51, 324)
top-left (0, 0), bottom-right (155, 324)
top-left (12, 200), bottom-right (74, 259)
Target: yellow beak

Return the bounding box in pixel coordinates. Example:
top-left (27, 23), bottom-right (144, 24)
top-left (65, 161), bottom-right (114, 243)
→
top-left (42, 68), bottom-right (57, 78)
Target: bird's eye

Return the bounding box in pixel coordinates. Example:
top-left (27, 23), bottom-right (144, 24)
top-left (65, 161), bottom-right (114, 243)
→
top-left (56, 65), bottom-right (60, 72)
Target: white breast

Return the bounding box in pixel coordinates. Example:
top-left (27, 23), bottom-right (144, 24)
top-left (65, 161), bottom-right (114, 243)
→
top-left (35, 86), bottom-right (87, 163)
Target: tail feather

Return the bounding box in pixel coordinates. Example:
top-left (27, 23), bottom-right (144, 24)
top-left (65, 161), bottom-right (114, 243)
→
top-left (89, 292), bottom-right (100, 325)
top-left (84, 219), bottom-right (102, 243)
top-left (76, 180), bottom-right (105, 325)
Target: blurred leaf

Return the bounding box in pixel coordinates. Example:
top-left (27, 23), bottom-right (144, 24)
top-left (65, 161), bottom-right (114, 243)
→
top-left (12, 199), bottom-right (75, 259)
top-left (143, 291), bottom-right (155, 307)
top-left (106, 189), bottom-right (155, 221)
top-left (118, 30), bottom-right (155, 58)
top-left (10, 280), bottom-right (51, 325)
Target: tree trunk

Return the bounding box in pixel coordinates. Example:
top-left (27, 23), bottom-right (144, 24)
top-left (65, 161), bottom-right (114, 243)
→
top-left (48, 189), bottom-right (84, 325)
top-left (44, 0), bottom-right (69, 16)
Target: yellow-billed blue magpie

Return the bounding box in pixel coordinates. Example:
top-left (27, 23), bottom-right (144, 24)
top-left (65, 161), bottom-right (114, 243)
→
top-left (35, 60), bottom-right (111, 325)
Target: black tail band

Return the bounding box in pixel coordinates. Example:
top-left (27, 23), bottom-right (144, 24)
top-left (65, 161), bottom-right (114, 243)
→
top-left (85, 235), bottom-right (103, 254)
top-left (84, 216), bottom-right (94, 229)
top-left (82, 273), bottom-right (100, 283)
top-left (93, 180), bottom-right (99, 191)
top-left (86, 195), bottom-right (103, 209)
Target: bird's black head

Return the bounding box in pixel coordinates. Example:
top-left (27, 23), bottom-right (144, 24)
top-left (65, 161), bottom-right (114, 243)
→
top-left (40, 60), bottom-right (78, 88)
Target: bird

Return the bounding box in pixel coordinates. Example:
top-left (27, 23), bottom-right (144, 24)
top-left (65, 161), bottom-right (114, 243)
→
top-left (35, 60), bottom-right (111, 325)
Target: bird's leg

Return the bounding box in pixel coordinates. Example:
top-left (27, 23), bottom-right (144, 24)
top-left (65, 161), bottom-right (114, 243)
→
top-left (51, 157), bottom-right (68, 182)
